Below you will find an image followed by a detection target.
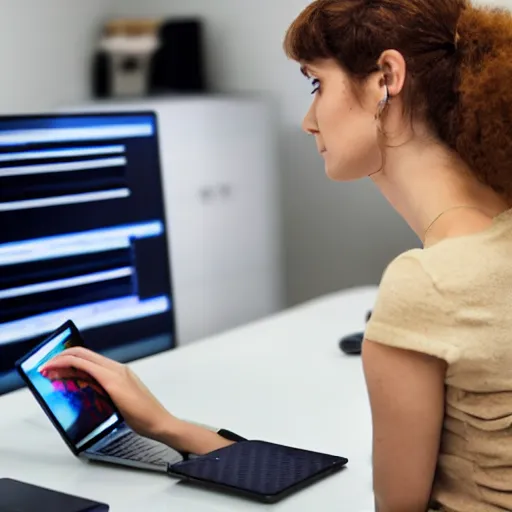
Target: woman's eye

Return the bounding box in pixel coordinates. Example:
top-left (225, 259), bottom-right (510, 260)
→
top-left (311, 78), bottom-right (320, 94)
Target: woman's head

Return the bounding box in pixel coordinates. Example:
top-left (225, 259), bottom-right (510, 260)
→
top-left (296, 48), bottom-right (412, 181)
top-left (284, 0), bottom-right (512, 198)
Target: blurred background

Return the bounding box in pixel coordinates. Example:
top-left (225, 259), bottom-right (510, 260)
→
top-left (0, 0), bottom-right (433, 348)
top-left (1, 0), bottom-right (508, 398)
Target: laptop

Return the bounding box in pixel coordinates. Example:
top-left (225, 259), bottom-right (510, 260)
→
top-left (16, 320), bottom-right (184, 472)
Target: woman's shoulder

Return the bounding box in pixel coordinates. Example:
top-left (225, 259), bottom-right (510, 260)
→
top-left (366, 249), bottom-right (460, 363)
top-left (375, 248), bottom-right (449, 319)
top-left (379, 248), bottom-right (430, 288)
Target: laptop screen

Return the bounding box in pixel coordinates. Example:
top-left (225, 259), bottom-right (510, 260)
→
top-left (19, 324), bottom-right (120, 451)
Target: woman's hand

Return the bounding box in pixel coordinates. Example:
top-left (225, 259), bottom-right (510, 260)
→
top-left (41, 347), bottom-right (235, 455)
top-left (41, 347), bottom-right (179, 442)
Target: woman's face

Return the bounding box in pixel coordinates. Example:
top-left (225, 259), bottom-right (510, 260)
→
top-left (302, 59), bottom-right (384, 181)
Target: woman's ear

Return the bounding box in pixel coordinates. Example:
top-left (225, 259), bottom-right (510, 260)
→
top-left (377, 49), bottom-right (407, 98)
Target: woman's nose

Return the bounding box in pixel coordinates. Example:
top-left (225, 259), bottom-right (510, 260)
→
top-left (302, 105), bottom-right (319, 135)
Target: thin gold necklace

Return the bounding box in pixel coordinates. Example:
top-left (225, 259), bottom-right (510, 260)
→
top-left (423, 205), bottom-right (488, 244)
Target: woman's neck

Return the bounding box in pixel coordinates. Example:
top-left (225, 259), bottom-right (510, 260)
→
top-left (369, 136), bottom-right (509, 245)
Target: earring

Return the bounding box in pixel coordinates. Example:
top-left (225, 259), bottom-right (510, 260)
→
top-left (375, 84), bottom-right (390, 120)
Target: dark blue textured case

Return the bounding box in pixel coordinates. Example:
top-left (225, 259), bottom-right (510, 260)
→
top-left (167, 440), bottom-right (348, 503)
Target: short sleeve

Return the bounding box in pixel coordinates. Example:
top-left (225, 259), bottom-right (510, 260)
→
top-left (364, 251), bottom-right (460, 364)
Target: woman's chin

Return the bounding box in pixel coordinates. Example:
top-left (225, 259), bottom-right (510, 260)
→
top-left (323, 154), bottom-right (337, 180)
top-left (325, 167), bottom-right (339, 181)
top-left (325, 162), bottom-right (364, 182)
top-left (324, 159), bottom-right (346, 181)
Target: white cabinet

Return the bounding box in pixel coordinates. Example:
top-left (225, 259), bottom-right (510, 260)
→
top-left (62, 96), bottom-right (284, 344)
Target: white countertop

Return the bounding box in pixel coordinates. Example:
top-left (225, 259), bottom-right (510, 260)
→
top-left (0, 286), bottom-right (378, 511)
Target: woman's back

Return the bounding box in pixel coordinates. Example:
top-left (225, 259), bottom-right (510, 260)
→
top-left (366, 208), bottom-right (512, 511)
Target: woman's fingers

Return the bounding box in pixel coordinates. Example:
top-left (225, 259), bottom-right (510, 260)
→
top-left (52, 346), bottom-right (123, 372)
top-left (43, 370), bottom-right (105, 395)
top-left (43, 368), bottom-right (91, 382)
top-left (40, 354), bottom-right (114, 388)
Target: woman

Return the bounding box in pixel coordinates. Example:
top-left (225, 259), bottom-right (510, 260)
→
top-left (42, 0), bottom-right (512, 510)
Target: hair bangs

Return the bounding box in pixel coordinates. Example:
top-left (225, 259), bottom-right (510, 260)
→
top-left (283, 1), bottom-right (331, 64)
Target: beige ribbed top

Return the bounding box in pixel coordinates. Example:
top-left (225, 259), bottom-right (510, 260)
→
top-left (365, 208), bottom-right (512, 512)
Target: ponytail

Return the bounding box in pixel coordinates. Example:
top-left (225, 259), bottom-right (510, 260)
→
top-left (451, 5), bottom-right (512, 200)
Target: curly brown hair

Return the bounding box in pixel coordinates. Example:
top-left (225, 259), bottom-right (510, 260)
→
top-left (284, 0), bottom-right (512, 199)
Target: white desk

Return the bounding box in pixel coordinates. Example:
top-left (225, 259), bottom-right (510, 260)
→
top-left (0, 287), bottom-right (377, 512)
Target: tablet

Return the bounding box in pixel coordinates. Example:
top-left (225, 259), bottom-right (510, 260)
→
top-left (0, 478), bottom-right (109, 512)
top-left (167, 440), bottom-right (348, 503)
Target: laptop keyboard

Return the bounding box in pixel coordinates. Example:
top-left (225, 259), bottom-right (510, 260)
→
top-left (95, 431), bottom-right (171, 466)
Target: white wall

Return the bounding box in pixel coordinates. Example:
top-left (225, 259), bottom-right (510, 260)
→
top-left (2, 1), bottom-right (509, 306)
top-left (110, 0), bottom-right (420, 306)
top-left (0, 0), bottom-right (112, 114)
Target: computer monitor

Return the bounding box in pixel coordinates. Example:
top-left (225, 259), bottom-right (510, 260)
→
top-left (0, 112), bottom-right (176, 395)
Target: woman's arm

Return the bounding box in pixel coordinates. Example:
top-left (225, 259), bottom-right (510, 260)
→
top-left (154, 417), bottom-right (235, 455)
top-left (362, 339), bottom-right (446, 512)
top-left (41, 347), bottom-right (234, 455)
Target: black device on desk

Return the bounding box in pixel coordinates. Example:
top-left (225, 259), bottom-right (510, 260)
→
top-left (167, 440), bottom-right (348, 504)
top-left (339, 310), bottom-right (372, 355)
top-left (0, 478), bottom-right (108, 512)
top-left (339, 332), bottom-right (364, 355)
